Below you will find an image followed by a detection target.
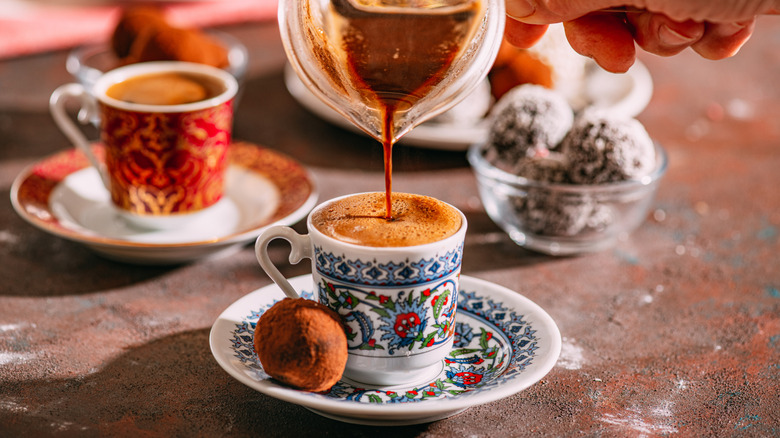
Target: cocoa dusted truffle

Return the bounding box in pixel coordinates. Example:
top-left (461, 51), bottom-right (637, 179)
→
top-left (111, 6), bottom-right (166, 58)
top-left (511, 153), bottom-right (569, 183)
top-left (484, 84), bottom-right (574, 170)
top-left (488, 24), bottom-right (588, 106)
top-left (253, 298), bottom-right (347, 393)
top-left (512, 192), bottom-right (613, 237)
top-left (489, 41), bottom-right (554, 100)
top-left (127, 25), bottom-right (229, 68)
top-left (110, 6), bottom-right (229, 68)
top-left (479, 81), bottom-right (658, 240)
top-left (561, 111), bottom-right (656, 184)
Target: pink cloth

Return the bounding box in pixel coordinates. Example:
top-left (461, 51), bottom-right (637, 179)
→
top-left (0, 0), bottom-right (278, 59)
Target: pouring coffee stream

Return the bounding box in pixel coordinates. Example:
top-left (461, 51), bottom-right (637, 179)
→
top-left (279, 0), bottom-right (505, 218)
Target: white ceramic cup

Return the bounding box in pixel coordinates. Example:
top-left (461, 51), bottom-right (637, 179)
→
top-left (255, 193), bottom-right (467, 386)
top-left (49, 61), bottom-right (238, 230)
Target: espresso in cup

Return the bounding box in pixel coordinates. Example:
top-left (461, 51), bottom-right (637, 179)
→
top-left (106, 72), bottom-right (226, 105)
top-left (310, 192), bottom-right (462, 247)
top-left (256, 192), bottom-right (467, 386)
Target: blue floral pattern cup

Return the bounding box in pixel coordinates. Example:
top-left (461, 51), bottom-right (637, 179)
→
top-left (255, 193), bottom-right (467, 386)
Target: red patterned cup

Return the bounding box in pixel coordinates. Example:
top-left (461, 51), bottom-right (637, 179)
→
top-left (50, 61), bottom-right (238, 230)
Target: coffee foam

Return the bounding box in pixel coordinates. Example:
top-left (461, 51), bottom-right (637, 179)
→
top-left (311, 192), bottom-right (462, 247)
top-left (106, 72), bottom-right (217, 105)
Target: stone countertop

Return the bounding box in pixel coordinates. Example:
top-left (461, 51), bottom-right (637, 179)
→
top-left (1, 19), bottom-right (778, 437)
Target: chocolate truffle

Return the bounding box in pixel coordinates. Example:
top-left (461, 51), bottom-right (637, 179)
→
top-left (254, 298), bottom-right (347, 393)
top-left (561, 111), bottom-right (656, 184)
top-left (484, 84), bottom-right (574, 166)
top-left (510, 152), bottom-right (569, 183)
top-left (488, 24), bottom-right (588, 107)
top-left (111, 7), bottom-right (167, 58)
top-left (128, 25), bottom-right (229, 68)
top-left (111, 6), bottom-right (229, 69)
top-left (513, 191), bottom-right (613, 237)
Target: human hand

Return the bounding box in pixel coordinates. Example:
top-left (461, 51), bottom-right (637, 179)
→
top-left (504, 0), bottom-right (779, 73)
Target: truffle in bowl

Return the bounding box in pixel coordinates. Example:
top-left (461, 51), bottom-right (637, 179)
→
top-left (468, 85), bottom-right (667, 256)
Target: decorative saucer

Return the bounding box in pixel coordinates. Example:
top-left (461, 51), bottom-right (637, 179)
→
top-left (209, 275), bottom-right (561, 426)
top-left (284, 60), bottom-right (652, 150)
top-left (10, 142), bottom-right (317, 264)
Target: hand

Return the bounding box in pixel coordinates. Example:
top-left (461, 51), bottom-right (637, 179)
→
top-left (504, 0), bottom-right (778, 73)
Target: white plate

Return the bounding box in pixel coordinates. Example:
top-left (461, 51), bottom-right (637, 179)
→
top-left (11, 142), bottom-right (317, 264)
top-left (284, 61), bottom-right (653, 150)
top-left (210, 274), bottom-right (561, 425)
top-left (284, 60), bottom-right (653, 150)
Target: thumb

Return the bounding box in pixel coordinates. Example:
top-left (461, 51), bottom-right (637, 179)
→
top-left (506, 0), bottom-right (631, 23)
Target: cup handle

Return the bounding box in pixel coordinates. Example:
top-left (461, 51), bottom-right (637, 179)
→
top-left (255, 225), bottom-right (313, 299)
top-left (49, 83), bottom-right (111, 190)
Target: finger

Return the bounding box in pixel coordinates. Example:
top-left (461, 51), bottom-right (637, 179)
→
top-left (691, 20), bottom-right (756, 59)
top-left (504, 19), bottom-right (550, 48)
top-left (627, 12), bottom-right (705, 56)
top-left (636, 3), bottom-right (776, 23)
top-left (508, 0), bottom-right (776, 25)
top-left (506, 0), bottom-right (628, 23)
top-left (563, 12), bottom-right (637, 73)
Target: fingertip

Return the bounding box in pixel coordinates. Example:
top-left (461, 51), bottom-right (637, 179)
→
top-left (590, 51), bottom-right (636, 74)
top-left (629, 13), bottom-right (704, 57)
top-left (563, 14), bottom-right (637, 74)
top-left (504, 19), bottom-right (549, 49)
top-left (692, 21), bottom-right (756, 60)
top-left (505, 0), bottom-right (535, 21)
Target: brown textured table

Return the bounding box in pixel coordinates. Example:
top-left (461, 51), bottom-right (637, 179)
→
top-left (1, 18), bottom-right (779, 437)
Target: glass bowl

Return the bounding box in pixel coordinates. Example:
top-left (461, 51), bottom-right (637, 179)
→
top-left (467, 141), bottom-right (668, 255)
top-left (66, 30), bottom-right (249, 93)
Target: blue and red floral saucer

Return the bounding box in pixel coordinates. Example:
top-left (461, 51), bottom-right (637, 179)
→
top-left (210, 275), bottom-right (561, 425)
